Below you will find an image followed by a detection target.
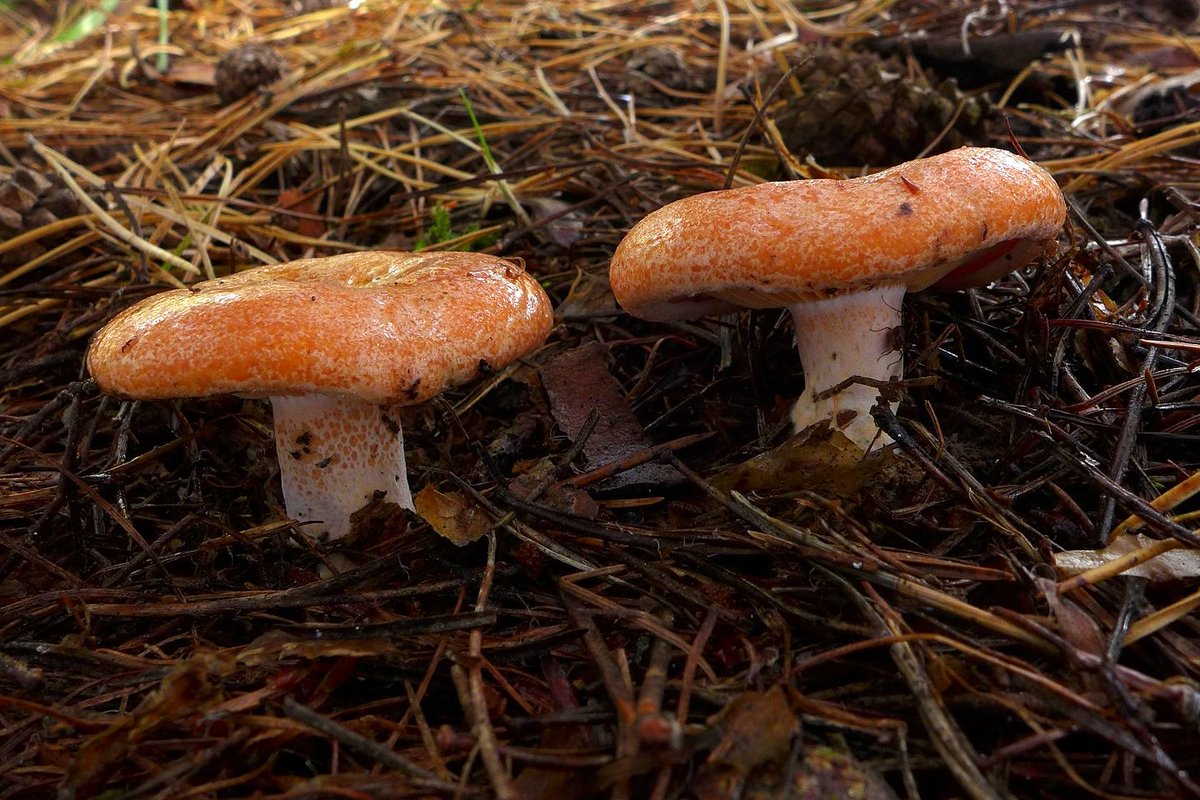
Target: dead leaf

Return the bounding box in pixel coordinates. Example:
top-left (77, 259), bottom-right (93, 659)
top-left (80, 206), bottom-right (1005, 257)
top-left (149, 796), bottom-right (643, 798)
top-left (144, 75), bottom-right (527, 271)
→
top-left (239, 629), bottom-right (400, 667)
top-left (1054, 533), bottom-right (1200, 582)
top-left (540, 342), bottom-right (683, 495)
top-left (347, 494), bottom-right (411, 544)
top-left (414, 485), bottom-right (491, 545)
top-left (1118, 69), bottom-right (1200, 136)
top-left (706, 686), bottom-right (799, 772)
top-left (1038, 576), bottom-right (1106, 657)
top-left (712, 423), bottom-right (888, 496)
top-left (525, 196), bottom-right (584, 248)
top-left (509, 458), bottom-right (600, 518)
top-left (274, 188), bottom-right (325, 239)
top-left (690, 686), bottom-right (799, 799)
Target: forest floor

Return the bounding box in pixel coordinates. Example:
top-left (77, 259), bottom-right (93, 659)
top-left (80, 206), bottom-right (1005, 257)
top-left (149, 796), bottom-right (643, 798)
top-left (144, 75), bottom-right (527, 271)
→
top-left (5, 1), bottom-right (1200, 798)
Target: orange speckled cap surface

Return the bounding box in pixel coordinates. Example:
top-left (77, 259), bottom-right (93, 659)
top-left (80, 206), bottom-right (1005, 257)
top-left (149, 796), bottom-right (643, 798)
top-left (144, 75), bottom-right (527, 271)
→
top-left (610, 147), bottom-right (1066, 321)
top-left (88, 251), bottom-right (554, 403)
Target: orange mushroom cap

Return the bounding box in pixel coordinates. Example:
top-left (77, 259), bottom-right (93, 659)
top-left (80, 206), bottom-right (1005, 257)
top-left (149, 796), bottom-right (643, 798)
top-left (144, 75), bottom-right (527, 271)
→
top-left (609, 147), bottom-right (1065, 320)
top-left (88, 250), bottom-right (553, 404)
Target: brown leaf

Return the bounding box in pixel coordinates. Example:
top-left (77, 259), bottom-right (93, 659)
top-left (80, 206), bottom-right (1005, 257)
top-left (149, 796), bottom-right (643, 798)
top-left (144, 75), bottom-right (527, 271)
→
top-left (1039, 577), bottom-right (1106, 657)
top-left (525, 196), bottom-right (584, 248)
top-left (540, 342), bottom-right (683, 495)
top-left (712, 423), bottom-right (888, 496)
top-left (414, 485), bottom-right (491, 546)
top-left (1054, 533), bottom-right (1200, 582)
top-left (274, 188), bottom-right (326, 239)
top-left (509, 458), bottom-right (600, 518)
top-left (690, 686), bottom-right (800, 800)
top-left (706, 686), bottom-right (800, 772)
top-left (239, 630), bottom-right (400, 667)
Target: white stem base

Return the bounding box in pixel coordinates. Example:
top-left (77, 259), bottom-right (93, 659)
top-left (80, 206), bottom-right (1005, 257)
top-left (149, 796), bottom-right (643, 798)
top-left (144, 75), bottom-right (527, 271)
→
top-left (788, 285), bottom-right (906, 452)
top-left (270, 395), bottom-right (413, 542)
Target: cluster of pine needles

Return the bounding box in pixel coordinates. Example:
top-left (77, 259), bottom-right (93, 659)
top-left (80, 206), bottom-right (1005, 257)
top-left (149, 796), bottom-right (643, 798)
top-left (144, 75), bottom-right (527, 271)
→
top-left (5, 0), bottom-right (1200, 797)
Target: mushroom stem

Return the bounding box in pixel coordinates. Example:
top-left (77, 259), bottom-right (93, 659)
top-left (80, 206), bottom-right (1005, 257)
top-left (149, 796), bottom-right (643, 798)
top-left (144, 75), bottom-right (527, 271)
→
top-left (270, 394), bottom-right (414, 541)
top-left (787, 284), bottom-right (906, 451)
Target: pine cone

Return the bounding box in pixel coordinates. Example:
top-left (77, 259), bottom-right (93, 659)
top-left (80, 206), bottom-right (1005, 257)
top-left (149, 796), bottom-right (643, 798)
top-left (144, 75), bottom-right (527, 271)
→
top-left (215, 44), bottom-right (284, 105)
top-left (0, 167), bottom-right (91, 267)
top-left (773, 47), bottom-right (992, 168)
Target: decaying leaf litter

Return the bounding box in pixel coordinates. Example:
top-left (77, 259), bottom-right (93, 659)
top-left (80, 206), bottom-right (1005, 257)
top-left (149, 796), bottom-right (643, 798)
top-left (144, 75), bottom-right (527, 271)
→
top-left (4, 0), bottom-right (1200, 797)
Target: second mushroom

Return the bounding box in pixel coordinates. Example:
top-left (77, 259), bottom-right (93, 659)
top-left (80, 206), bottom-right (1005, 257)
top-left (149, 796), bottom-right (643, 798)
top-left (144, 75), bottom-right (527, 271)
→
top-left (609, 147), bottom-right (1066, 451)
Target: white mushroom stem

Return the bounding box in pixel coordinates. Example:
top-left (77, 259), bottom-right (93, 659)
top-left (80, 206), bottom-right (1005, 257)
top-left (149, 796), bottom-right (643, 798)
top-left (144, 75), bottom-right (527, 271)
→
top-left (270, 394), bottom-right (414, 541)
top-left (787, 284), bottom-right (906, 452)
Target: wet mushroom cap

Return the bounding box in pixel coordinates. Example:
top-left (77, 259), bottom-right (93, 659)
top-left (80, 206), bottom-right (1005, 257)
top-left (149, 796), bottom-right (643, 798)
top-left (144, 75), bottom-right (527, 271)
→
top-left (609, 147), bottom-right (1066, 319)
top-left (87, 250), bottom-right (554, 404)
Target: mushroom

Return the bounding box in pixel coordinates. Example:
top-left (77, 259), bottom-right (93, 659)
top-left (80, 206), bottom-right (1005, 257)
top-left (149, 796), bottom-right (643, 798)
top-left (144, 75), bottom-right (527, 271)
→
top-left (609, 147), bottom-right (1065, 451)
top-left (88, 250), bottom-right (553, 541)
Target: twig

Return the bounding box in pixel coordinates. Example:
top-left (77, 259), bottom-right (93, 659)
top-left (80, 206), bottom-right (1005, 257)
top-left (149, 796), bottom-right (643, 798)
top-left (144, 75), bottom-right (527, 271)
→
top-left (282, 697), bottom-right (462, 791)
top-left (849, 579), bottom-right (1013, 800)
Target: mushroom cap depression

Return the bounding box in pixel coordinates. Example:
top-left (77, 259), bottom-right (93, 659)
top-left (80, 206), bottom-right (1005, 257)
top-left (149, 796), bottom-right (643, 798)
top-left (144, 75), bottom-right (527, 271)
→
top-left (609, 147), bottom-right (1066, 320)
top-left (88, 251), bottom-right (554, 403)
